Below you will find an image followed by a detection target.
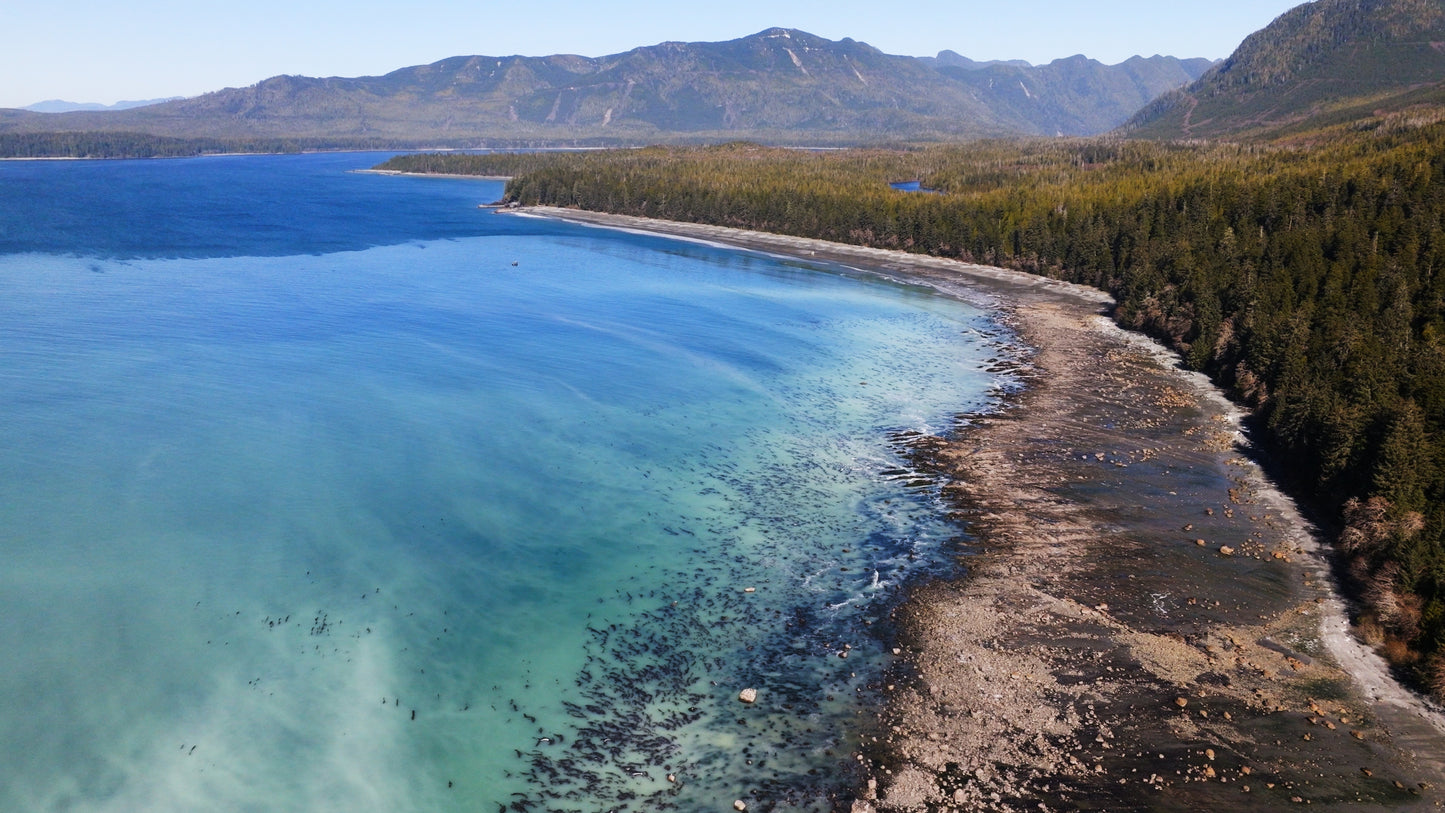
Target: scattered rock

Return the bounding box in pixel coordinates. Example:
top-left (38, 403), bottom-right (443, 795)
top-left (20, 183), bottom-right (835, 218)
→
top-left (738, 688), bottom-right (758, 704)
top-left (734, 800), bottom-right (748, 811)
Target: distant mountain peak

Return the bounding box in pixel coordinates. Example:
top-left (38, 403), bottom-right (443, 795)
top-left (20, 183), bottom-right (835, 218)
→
top-left (924, 50), bottom-right (1033, 70)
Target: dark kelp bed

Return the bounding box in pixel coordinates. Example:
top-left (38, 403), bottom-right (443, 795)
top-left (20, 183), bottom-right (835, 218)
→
top-left (509, 206), bottom-right (1445, 812)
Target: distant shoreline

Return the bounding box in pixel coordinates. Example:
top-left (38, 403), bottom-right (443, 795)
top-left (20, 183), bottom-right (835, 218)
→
top-left (0, 149), bottom-right (402, 163)
top-left (506, 205), bottom-right (1445, 811)
top-left (502, 206), bottom-right (1104, 309)
top-left (353, 168), bottom-right (513, 181)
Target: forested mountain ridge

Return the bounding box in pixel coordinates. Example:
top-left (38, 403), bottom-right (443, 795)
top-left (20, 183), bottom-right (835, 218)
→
top-left (1125, 0), bottom-right (1445, 139)
top-left (375, 111), bottom-right (1445, 701)
top-left (0, 29), bottom-right (1210, 152)
top-left (942, 54), bottom-right (1216, 136)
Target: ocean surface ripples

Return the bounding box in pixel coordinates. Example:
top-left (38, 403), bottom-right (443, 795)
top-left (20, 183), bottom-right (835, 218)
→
top-left (0, 153), bottom-right (1020, 811)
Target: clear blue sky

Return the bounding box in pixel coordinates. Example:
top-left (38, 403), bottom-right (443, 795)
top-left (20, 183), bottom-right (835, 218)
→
top-left (2, 0), bottom-right (1306, 109)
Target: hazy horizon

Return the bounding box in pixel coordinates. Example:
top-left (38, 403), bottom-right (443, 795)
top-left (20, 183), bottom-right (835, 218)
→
top-left (3, 0), bottom-right (1300, 110)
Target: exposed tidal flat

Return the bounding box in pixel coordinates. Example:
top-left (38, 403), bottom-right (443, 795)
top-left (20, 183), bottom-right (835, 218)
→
top-left (0, 154), bottom-right (1014, 811)
top-left (515, 207), bottom-right (1445, 810)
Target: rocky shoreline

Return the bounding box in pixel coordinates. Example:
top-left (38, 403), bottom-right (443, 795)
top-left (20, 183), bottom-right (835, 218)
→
top-left (504, 206), bottom-right (1445, 811)
top-left (861, 301), bottom-right (1445, 811)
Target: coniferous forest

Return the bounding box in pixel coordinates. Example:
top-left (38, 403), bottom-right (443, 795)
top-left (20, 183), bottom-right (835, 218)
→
top-left (379, 114), bottom-right (1445, 699)
top-left (0, 132), bottom-right (409, 159)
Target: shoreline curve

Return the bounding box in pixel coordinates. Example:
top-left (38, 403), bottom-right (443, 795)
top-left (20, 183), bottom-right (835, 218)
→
top-left (504, 204), bottom-right (1445, 811)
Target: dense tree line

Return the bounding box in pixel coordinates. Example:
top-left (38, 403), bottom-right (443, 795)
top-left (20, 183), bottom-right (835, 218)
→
top-left (378, 120), bottom-right (1445, 698)
top-left (377, 151), bottom-right (592, 177)
top-left (0, 134), bottom-right (649, 160)
top-left (0, 131), bottom-right (401, 158)
top-left (0, 132), bottom-right (254, 158)
top-left (0, 132), bottom-right (577, 159)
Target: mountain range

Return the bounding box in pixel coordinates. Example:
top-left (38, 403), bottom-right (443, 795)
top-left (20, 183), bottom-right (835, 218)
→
top-left (6, 0), bottom-right (1442, 151)
top-left (0, 30), bottom-right (1211, 146)
top-left (22, 98), bottom-right (183, 113)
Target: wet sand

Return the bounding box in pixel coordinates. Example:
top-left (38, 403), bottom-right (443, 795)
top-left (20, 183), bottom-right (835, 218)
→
top-left (505, 206), bottom-right (1445, 811)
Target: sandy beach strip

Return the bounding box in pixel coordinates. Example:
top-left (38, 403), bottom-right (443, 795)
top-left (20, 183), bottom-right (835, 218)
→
top-left (354, 168), bottom-right (513, 181)
top-left (505, 205), bottom-right (1445, 811)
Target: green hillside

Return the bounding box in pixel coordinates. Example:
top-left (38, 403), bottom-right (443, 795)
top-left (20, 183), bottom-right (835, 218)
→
top-left (1126, 0), bottom-right (1445, 139)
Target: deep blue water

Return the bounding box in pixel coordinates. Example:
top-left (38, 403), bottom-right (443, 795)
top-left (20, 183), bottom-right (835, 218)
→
top-left (0, 153), bottom-right (540, 258)
top-left (0, 153), bottom-right (1013, 811)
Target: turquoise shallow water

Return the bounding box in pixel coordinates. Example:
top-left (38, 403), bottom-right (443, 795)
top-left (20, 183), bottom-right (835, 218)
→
top-left (0, 153), bottom-right (1013, 811)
